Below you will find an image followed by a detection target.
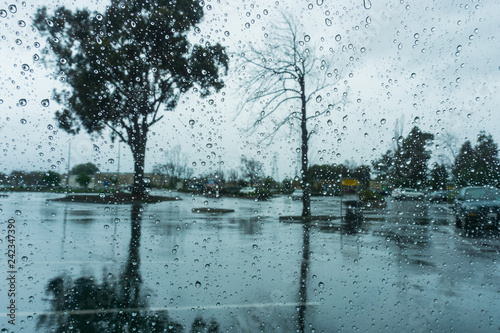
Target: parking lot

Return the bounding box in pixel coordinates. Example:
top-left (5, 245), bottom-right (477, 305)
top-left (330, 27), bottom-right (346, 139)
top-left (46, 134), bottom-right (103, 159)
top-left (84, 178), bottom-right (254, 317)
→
top-left (1, 191), bottom-right (499, 332)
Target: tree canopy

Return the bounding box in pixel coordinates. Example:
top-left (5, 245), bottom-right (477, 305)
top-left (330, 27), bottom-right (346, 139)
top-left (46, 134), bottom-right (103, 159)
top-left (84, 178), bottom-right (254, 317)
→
top-left (34, 0), bottom-right (228, 198)
top-left (452, 132), bottom-right (500, 187)
top-left (71, 162), bottom-right (99, 176)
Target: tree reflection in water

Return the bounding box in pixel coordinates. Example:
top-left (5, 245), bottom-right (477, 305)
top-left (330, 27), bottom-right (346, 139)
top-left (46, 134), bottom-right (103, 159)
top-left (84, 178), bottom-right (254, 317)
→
top-left (37, 204), bottom-right (219, 333)
top-left (297, 220), bottom-right (311, 333)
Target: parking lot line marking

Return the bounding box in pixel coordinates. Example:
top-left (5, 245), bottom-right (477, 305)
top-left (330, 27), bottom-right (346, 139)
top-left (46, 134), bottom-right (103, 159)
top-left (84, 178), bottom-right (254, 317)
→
top-left (5, 301), bottom-right (321, 318)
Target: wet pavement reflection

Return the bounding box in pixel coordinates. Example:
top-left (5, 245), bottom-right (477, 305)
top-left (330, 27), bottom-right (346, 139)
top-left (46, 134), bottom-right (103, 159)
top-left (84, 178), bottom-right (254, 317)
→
top-left (0, 192), bottom-right (499, 332)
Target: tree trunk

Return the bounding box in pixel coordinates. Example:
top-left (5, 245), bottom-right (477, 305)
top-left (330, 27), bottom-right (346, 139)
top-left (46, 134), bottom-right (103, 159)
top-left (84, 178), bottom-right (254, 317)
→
top-left (122, 203), bottom-right (143, 308)
top-left (299, 75), bottom-right (311, 219)
top-left (130, 133), bottom-right (148, 199)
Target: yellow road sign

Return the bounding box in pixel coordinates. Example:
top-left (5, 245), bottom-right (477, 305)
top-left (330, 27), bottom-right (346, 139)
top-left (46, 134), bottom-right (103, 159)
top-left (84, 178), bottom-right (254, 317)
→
top-left (342, 179), bottom-right (358, 186)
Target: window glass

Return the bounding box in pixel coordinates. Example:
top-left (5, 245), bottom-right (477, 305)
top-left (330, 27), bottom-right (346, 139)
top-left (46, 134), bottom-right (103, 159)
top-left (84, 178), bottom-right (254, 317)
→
top-left (0, 1), bottom-right (499, 332)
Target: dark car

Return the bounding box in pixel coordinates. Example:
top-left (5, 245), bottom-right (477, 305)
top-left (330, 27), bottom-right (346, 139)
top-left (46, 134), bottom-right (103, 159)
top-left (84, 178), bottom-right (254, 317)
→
top-left (454, 186), bottom-right (500, 229)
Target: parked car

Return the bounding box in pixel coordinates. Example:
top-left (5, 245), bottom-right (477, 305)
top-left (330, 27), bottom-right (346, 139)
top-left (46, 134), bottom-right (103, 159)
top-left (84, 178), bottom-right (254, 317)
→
top-left (428, 190), bottom-right (449, 203)
top-left (454, 186), bottom-right (500, 230)
top-left (291, 189), bottom-right (304, 200)
top-left (239, 187), bottom-right (256, 194)
top-left (391, 188), bottom-right (425, 200)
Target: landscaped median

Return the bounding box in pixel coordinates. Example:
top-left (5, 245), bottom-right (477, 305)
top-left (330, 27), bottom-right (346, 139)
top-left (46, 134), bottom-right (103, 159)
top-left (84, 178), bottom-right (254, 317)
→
top-left (48, 193), bottom-right (179, 204)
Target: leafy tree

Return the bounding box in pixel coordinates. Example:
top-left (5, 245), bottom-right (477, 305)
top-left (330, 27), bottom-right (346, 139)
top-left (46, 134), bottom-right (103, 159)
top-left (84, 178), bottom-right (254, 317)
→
top-left (34, 0), bottom-right (228, 199)
top-left (429, 163), bottom-right (448, 190)
top-left (393, 126), bottom-right (434, 188)
top-left (474, 132), bottom-right (500, 186)
top-left (281, 177), bottom-right (294, 193)
top-left (452, 140), bottom-right (475, 187)
top-left (262, 176), bottom-right (277, 189)
top-left (42, 171), bottom-right (61, 187)
top-left (240, 156), bottom-right (264, 187)
top-left (76, 172), bottom-right (92, 188)
top-left (237, 13), bottom-right (351, 218)
top-left (371, 150), bottom-right (394, 182)
top-left (0, 172), bottom-right (8, 186)
top-left (352, 165), bottom-right (371, 188)
top-left (452, 132), bottom-right (500, 187)
top-left (71, 163), bottom-right (99, 176)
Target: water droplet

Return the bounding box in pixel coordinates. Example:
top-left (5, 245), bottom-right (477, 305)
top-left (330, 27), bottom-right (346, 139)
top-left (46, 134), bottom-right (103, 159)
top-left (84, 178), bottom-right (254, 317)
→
top-left (195, 281), bottom-right (202, 288)
top-left (41, 99), bottom-right (50, 107)
top-left (410, 73), bottom-right (416, 79)
top-left (60, 58), bottom-right (67, 64)
top-left (21, 64), bottom-right (30, 71)
top-left (8, 5), bottom-right (17, 13)
top-left (15, 39), bottom-right (22, 45)
top-left (15, 210), bottom-right (22, 215)
top-left (252, 244), bottom-right (259, 249)
top-left (20, 119), bottom-right (27, 124)
top-left (414, 116), bottom-right (420, 123)
top-left (18, 99), bottom-right (27, 106)
top-left (316, 95), bottom-right (322, 103)
top-left (363, 0), bottom-right (372, 9)
top-left (380, 118), bottom-right (386, 125)
top-left (206, 143), bottom-right (213, 148)
top-left (335, 34), bottom-right (341, 42)
top-left (325, 18), bottom-right (332, 27)
top-left (304, 35), bottom-right (311, 42)
top-left (0, 10), bottom-right (7, 18)
top-left (224, 31), bottom-right (230, 37)
top-left (318, 282), bottom-right (325, 288)
top-left (108, 158), bottom-right (115, 164)
top-left (327, 119), bottom-right (333, 126)
top-left (18, 20), bottom-right (26, 27)
top-left (360, 47), bottom-right (366, 53)
top-left (33, 54), bottom-right (40, 61)
top-left (104, 224), bottom-right (110, 229)
top-left (93, 144), bottom-right (100, 152)
top-left (99, 193), bottom-right (106, 198)
top-left (96, 14), bottom-right (103, 21)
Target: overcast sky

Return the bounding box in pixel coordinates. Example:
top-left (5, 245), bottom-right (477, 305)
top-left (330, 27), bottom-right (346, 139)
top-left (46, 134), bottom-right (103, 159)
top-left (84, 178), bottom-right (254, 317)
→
top-left (0, 0), bottom-right (498, 181)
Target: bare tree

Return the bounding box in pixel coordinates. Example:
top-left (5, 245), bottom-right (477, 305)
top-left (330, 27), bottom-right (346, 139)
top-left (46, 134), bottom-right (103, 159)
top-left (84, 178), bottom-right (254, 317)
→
top-left (240, 156), bottom-right (264, 187)
top-left (153, 145), bottom-right (193, 188)
top-left (237, 13), bottom-right (345, 218)
top-left (226, 169), bottom-right (239, 183)
top-left (437, 131), bottom-right (460, 166)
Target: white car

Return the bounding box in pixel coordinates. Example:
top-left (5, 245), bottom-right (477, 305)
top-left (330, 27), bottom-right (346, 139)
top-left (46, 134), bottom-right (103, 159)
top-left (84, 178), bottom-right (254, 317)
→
top-left (239, 187), bottom-right (256, 194)
top-left (291, 189), bottom-right (304, 200)
top-left (392, 188), bottom-right (425, 200)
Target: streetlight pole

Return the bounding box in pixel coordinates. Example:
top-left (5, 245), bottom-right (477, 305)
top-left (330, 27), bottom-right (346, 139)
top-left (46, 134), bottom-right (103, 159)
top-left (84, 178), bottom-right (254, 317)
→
top-left (66, 140), bottom-right (71, 188)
